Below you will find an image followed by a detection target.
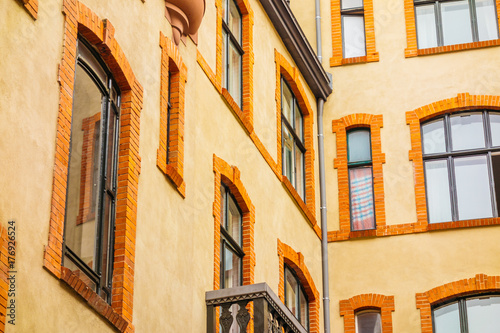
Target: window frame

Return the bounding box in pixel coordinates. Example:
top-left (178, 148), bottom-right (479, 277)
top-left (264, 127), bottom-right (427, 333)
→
top-left (281, 76), bottom-right (306, 200)
top-left (421, 110), bottom-right (500, 223)
top-left (61, 36), bottom-right (121, 304)
top-left (222, 0), bottom-right (244, 108)
top-left (347, 128), bottom-right (376, 231)
top-left (284, 264), bottom-right (310, 330)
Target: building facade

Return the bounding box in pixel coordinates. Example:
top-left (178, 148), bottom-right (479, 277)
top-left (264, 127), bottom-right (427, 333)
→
top-left (1, 0), bottom-right (500, 332)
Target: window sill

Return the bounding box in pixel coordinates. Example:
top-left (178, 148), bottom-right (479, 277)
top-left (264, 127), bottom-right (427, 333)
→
top-left (221, 88), bottom-right (253, 134)
top-left (281, 176), bottom-right (320, 237)
top-left (406, 39), bottom-right (500, 58)
top-left (59, 267), bottom-right (131, 332)
top-left (329, 52), bottom-right (379, 67)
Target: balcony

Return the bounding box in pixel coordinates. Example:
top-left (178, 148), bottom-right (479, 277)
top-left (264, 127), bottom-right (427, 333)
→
top-left (206, 283), bottom-right (308, 333)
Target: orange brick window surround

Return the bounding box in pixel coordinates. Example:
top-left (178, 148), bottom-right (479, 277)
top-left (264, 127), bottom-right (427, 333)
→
top-left (277, 239), bottom-right (320, 333)
top-left (330, 0), bottom-right (379, 66)
top-left (157, 32), bottom-right (187, 197)
top-left (0, 226), bottom-right (9, 333)
top-left (43, 1), bottom-right (143, 332)
top-left (331, 113), bottom-right (386, 240)
top-left (197, 0), bottom-right (254, 133)
top-left (416, 274), bottom-right (500, 333)
top-left (275, 50), bottom-right (317, 227)
top-left (339, 294), bottom-right (395, 333)
top-left (404, 0), bottom-right (500, 57)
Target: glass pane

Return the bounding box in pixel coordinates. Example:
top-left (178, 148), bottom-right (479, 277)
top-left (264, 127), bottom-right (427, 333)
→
top-left (441, 0), bottom-right (473, 46)
top-left (283, 125), bottom-right (295, 183)
top-left (78, 42), bottom-right (107, 85)
top-left (221, 187), bottom-right (227, 227)
top-left (228, 0), bottom-right (241, 42)
top-left (476, 0), bottom-right (499, 41)
top-left (348, 129), bottom-right (371, 163)
top-left (285, 269), bottom-right (298, 317)
top-left (64, 65), bottom-right (104, 273)
top-left (228, 41), bottom-right (242, 107)
top-left (450, 113), bottom-right (485, 151)
top-left (223, 245), bottom-right (241, 288)
top-left (492, 154), bottom-right (500, 214)
top-left (416, 5), bottom-right (438, 49)
top-left (106, 105), bottom-right (118, 190)
top-left (299, 289), bottom-right (309, 328)
top-left (422, 119), bottom-right (446, 154)
top-left (467, 296), bottom-right (500, 333)
top-left (349, 167), bottom-right (375, 230)
top-left (295, 145), bottom-right (305, 200)
top-left (222, 0), bottom-right (227, 21)
top-left (222, 31), bottom-right (228, 89)
top-left (99, 194), bottom-right (113, 301)
top-left (342, 15), bottom-right (366, 58)
top-left (356, 311), bottom-right (382, 333)
top-left (490, 113), bottom-right (500, 147)
top-left (227, 194), bottom-right (242, 246)
top-left (342, 0), bottom-right (363, 9)
top-left (433, 302), bottom-right (460, 333)
top-left (282, 82), bottom-right (293, 122)
top-left (425, 160), bottom-right (453, 223)
top-left (294, 101), bottom-right (303, 140)
top-left (455, 155), bottom-right (493, 220)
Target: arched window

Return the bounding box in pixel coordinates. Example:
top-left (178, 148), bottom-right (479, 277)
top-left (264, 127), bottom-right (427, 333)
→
top-left (62, 37), bottom-right (120, 303)
top-left (284, 265), bottom-right (309, 329)
top-left (355, 309), bottom-right (381, 333)
top-left (421, 110), bottom-right (500, 223)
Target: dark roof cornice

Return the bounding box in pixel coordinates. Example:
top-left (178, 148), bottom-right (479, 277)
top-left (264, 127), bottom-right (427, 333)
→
top-left (259, 0), bottom-right (332, 100)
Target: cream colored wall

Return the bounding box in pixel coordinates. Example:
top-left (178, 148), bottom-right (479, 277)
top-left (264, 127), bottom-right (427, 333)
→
top-left (0, 0), bottom-right (324, 332)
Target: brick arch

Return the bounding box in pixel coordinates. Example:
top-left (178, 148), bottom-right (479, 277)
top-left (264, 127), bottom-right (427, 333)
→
top-left (277, 239), bottom-right (320, 332)
top-left (416, 274), bottom-right (500, 333)
top-left (331, 113), bottom-right (386, 238)
top-left (43, 1), bottom-right (142, 331)
top-left (339, 294), bottom-right (395, 333)
top-left (406, 93), bottom-right (500, 228)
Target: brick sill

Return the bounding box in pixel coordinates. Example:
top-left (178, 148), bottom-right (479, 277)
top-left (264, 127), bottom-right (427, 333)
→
top-left (60, 267), bottom-right (130, 332)
top-left (406, 39), bottom-right (500, 57)
top-left (221, 88), bottom-right (254, 134)
top-left (329, 53), bottom-right (379, 67)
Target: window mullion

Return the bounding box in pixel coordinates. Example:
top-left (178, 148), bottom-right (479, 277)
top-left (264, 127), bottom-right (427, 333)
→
top-left (436, 1), bottom-right (444, 46)
top-left (469, 0), bottom-right (479, 42)
top-left (449, 156), bottom-right (459, 221)
top-left (460, 299), bottom-right (469, 333)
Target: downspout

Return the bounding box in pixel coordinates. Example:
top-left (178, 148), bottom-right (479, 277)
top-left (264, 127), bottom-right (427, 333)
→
top-left (315, 0), bottom-right (331, 332)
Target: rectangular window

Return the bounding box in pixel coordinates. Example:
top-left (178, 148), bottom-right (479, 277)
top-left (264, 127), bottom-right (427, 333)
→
top-left (341, 0), bottom-right (366, 58)
top-left (348, 129), bottom-right (375, 230)
top-left (281, 78), bottom-right (306, 200)
top-left (414, 0), bottom-right (499, 49)
top-left (222, 0), bottom-right (243, 107)
top-left (284, 266), bottom-right (309, 330)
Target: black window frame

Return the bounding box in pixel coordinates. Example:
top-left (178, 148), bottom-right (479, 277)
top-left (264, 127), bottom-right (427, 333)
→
top-left (414, 0), bottom-right (500, 48)
top-left (347, 128), bottom-right (376, 231)
top-left (222, 0), bottom-right (244, 108)
top-left (220, 183), bottom-right (245, 289)
top-left (62, 36), bottom-right (121, 304)
top-left (284, 264), bottom-right (310, 330)
top-left (421, 110), bottom-right (500, 223)
top-left (341, 0), bottom-right (367, 58)
top-left (431, 293), bottom-right (500, 332)
top-left (281, 77), bottom-right (306, 201)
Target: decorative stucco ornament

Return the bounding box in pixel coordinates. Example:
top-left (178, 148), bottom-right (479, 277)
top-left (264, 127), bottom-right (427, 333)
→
top-left (165, 0), bottom-right (206, 45)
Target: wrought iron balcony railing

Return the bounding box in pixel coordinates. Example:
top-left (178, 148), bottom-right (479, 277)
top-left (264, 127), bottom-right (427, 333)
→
top-left (206, 282), bottom-right (308, 333)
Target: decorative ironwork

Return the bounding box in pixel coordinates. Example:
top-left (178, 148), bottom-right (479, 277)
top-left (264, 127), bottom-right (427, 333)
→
top-left (236, 301), bottom-right (251, 330)
top-left (220, 304), bottom-right (234, 333)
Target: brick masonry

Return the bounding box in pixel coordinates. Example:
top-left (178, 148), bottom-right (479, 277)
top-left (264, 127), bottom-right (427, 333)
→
top-left (42, 1), bottom-right (143, 331)
top-left (0, 226), bottom-right (9, 333)
top-left (17, 0), bottom-right (38, 19)
top-left (339, 294), bottom-right (395, 333)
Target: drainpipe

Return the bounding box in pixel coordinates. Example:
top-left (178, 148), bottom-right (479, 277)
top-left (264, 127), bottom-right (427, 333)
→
top-left (315, 0), bottom-right (331, 332)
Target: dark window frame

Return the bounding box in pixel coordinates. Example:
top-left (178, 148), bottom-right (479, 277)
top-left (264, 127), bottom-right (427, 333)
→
top-left (281, 77), bottom-right (306, 200)
top-left (414, 0), bottom-right (500, 48)
top-left (341, 0), bottom-right (367, 58)
top-left (421, 110), bottom-right (500, 223)
top-left (222, 0), bottom-right (244, 108)
top-left (220, 183), bottom-right (245, 289)
top-left (347, 128), bottom-right (376, 231)
top-left (284, 264), bottom-right (310, 330)
top-left (62, 36), bottom-right (121, 304)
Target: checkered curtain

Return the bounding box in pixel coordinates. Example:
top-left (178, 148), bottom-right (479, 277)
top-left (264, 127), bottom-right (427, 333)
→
top-left (349, 167), bottom-right (375, 230)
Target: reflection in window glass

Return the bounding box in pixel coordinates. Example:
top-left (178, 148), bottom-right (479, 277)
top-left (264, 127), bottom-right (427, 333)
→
top-left (416, 5), bottom-right (438, 49)
top-left (450, 113), bottom-right (485, 151)
top-left (441, 0), bottom-right (473, 46)
top-left (466, 296), bottom-right (500, 333)
top-left (342, 0), bottom-right (363, 9)
top-left (223, 246), bottom-right (241, 288)
top-left (425, 160), bottom-right (453, 223)
top-left (433, 302), bottom-right (461, 333)
top-left (348, 129), bottom-right (371, 163)
top-left (476, 0), bottom-right (499, 41)
top-left (422, 119), bottom-right (446, 154)
top-left (490, 113), bottom-right (500, 147)
top-left (356, 311), bottom-right (382, 333)
top-left (284, 267), bottom-right (309, 329)
top-left (343, 16), bottom-right (366, 58)
top-left (228, 41), bottom-right (242, 107)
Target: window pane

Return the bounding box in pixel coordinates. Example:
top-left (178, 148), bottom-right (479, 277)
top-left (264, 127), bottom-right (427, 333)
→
top-left (348, 129), bottom-right (371, 163)
top-left (450, 113), bottom-right (485, 151)
top-left (299, 288), bottom-right (309, 328)
top-left (228, 0), bottom-right (241, 42)
top-left (356, 311), bottom-right (382, 333)
top-left (294, 101), bottom-right (303, 140)
top-left (283, 125), bottom-right (295, 182)
top-left (223, 245), bottom-right (241, 288)
top-left (228, 41), bottom-right (242, 107)
top-left (227, 194), bottom-right (242, 246)
top-left (222, 31), bottom-right (228, 89)
top-left (78, 42), bottom-right (107, 85)
top-left (295, 145), bottom-right (305, 200)
top-left (455, 155), bottom-right (493, 220)
top-left (282, 82), bottom-right (293, 123)
top-left (466, 296), bottom-right (500, 333)
top-left (492, 154), bottom-right (500, 214)
top-left (285, 269), bottom-right (298, 317)
top-left (106, 104), bottom-right (118, 191)
top-left (422, 119), bottom-right (446, 154)
top-left (349, 167), bottom-right (375, 230)
top-left (441, 0), bottom-right (473, 46)
top-left (490, 113), bottom-right (500, 147)
top-left (476, 0), bottom-right (499, 41)
top-left (341, 0), bottom-right (363, 10)
top-left (425, 160), bottom-right (453, 223)
top-left (342, 15), bottom-right (366, 58)
top-left (99, 194), bottom-right (113, 301)
top-left (433, 302), bottom-right (460, 333)
top-left (416, 5), bottom-right (439, 49)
